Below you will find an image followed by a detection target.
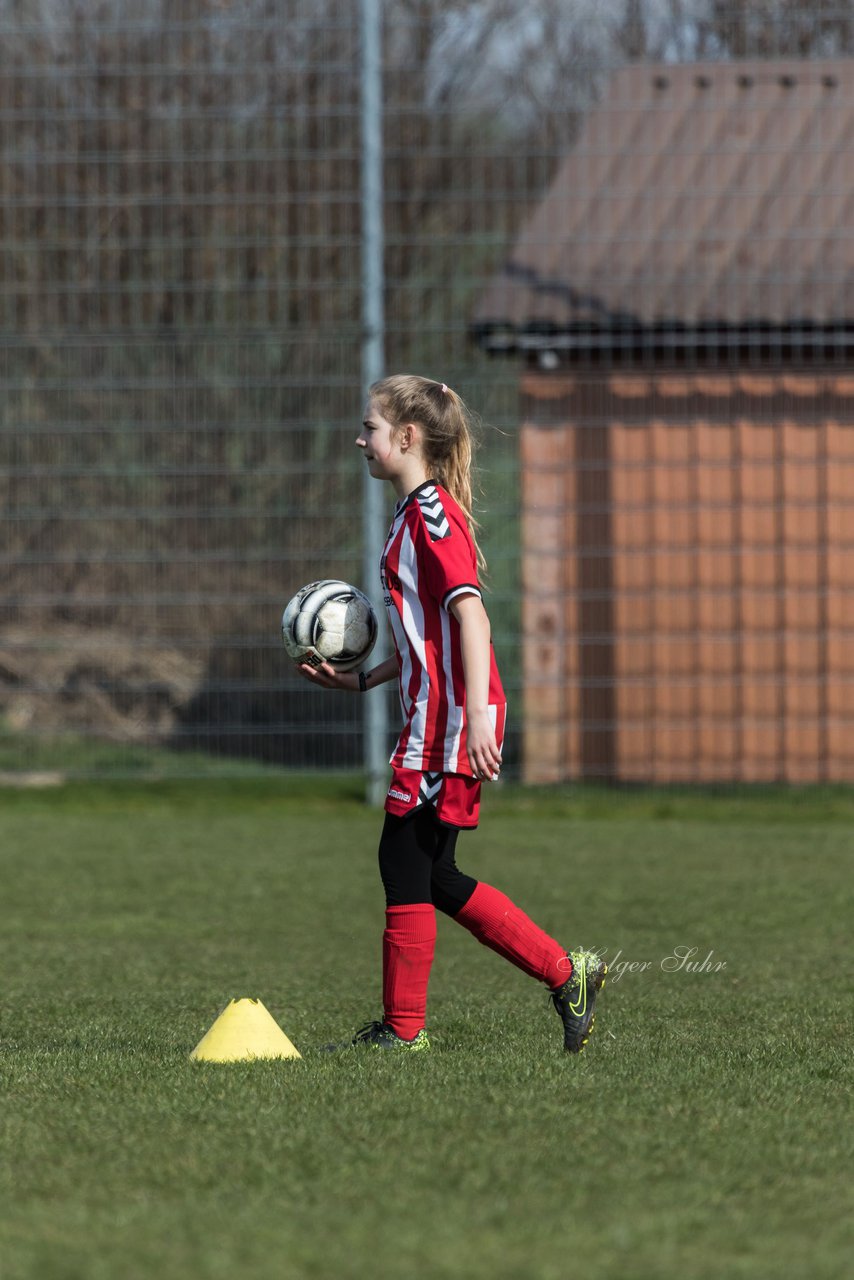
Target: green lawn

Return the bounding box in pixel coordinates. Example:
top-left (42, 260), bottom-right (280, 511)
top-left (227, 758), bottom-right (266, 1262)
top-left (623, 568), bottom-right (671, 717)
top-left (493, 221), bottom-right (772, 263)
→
top-left (1, 779), bottom-right (852, 1280)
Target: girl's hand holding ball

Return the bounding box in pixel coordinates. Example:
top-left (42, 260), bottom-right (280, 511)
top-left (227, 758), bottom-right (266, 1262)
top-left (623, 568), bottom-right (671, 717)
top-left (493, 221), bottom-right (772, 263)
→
top-left (294, 660), bottom-right (360, 692)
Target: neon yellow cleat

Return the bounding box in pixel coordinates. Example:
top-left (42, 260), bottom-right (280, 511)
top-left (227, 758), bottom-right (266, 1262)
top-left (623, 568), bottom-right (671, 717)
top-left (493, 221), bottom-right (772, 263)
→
top-left (323, 1020), bottom-right (430, 1052)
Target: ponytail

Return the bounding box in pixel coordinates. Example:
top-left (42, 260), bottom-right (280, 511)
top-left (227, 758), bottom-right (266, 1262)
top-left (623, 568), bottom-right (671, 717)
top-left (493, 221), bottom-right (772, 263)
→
top-left (369, 374), bottom-right (487, 574)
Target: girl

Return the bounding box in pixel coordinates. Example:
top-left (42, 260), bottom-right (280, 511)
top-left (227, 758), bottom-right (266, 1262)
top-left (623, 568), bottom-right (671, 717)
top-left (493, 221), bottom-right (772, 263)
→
top-left (295, 374), bottom-right (606, 1053)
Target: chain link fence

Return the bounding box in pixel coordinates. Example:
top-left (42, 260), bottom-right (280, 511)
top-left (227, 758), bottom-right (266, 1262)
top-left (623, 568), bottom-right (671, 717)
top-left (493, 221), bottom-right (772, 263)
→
top-left (1, 1), bottom-right (851, 781)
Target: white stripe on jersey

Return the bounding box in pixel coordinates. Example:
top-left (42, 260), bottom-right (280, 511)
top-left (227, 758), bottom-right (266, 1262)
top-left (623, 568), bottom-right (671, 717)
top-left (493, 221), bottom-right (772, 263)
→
top-left (383, 504), bottom-right (411, 724)
top-left (394, 526), bottom-right (430, 761)
top-left (439, 603), bottom-right (463, 770)
top-left (488, 704), bottom-right (499, 779)
top-left (386, 588), bottom-right (411, 725)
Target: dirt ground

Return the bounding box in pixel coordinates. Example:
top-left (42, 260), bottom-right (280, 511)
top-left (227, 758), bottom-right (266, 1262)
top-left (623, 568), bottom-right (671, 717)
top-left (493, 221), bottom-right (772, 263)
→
top-left (0, 627), bottom-right (205, 743)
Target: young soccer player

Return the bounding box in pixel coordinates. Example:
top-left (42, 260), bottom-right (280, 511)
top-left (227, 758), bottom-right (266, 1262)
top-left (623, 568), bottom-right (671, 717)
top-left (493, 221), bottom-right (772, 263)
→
top-left (295, 374), bottom-right (606, 1053)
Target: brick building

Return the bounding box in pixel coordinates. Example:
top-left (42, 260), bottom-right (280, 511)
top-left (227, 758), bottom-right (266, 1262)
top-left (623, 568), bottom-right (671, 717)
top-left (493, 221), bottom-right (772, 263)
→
top-left (473, 61), bottom-right (854, 783)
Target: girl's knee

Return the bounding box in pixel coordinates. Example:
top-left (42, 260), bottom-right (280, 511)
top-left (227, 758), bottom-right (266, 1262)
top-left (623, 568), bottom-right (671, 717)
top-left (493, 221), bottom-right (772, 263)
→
top-left (430, 864), bottom-right (477, 916)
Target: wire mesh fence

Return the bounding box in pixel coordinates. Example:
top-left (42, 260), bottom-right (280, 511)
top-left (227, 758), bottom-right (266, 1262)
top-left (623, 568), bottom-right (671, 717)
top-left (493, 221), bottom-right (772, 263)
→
top-left (1, 1), bottom-right (852, 783)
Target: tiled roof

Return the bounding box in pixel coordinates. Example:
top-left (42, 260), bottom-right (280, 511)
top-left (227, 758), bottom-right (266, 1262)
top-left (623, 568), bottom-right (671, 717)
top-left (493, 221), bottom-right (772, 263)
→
top-left (473, 60), bottom-right (854, 345)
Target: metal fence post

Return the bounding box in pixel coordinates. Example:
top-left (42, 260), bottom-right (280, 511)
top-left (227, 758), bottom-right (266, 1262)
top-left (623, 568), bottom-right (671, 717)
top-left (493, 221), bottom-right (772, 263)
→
top-left (361, 0), bottom-right (388, 806)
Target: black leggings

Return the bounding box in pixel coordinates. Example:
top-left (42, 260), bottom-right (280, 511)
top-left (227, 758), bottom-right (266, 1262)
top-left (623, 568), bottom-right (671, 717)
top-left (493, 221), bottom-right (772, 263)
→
top-left (378, 808), bottom-right (478, 915)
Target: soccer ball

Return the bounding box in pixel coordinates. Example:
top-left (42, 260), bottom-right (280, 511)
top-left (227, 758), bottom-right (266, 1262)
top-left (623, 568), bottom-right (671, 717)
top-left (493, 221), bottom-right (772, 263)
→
top-left (282, 579), bottom-right (378, 672)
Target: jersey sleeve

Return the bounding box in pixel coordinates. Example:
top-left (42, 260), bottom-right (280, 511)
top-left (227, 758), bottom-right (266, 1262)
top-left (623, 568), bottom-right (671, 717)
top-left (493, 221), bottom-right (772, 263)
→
top-left (414, 495), bottom-right (481, 611)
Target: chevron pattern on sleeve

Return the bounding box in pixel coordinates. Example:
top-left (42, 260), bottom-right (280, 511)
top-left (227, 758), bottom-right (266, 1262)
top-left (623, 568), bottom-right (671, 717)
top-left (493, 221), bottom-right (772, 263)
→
top-left (416, 485), bottom-right (452, 540)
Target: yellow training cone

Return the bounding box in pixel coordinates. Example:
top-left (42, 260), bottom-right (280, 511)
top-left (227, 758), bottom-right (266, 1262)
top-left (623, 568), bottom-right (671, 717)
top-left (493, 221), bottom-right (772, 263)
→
top-left (190, 998), bottom-right (302, 1062)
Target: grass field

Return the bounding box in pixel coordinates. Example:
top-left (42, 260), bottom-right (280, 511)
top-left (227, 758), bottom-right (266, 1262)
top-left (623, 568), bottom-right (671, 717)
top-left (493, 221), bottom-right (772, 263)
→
top-left (1, 776), bottom-right (852, 1280)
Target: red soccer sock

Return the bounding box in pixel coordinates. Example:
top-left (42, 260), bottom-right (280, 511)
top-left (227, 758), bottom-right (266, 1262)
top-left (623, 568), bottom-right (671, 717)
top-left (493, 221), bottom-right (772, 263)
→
top-left (382, 903), bottom-right (437, 1040)
top-left (454, 882), bottom-right (571, 989)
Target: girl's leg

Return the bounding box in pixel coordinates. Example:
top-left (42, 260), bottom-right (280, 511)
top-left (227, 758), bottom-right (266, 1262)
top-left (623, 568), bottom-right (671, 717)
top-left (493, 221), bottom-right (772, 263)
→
top-left (377, 809), bottom-right (438, 1040)
top-left (431, 823), bottom-right (605, 1054)
top-left (453, 883), bottom-right (572, 988)
top-left (432, 836), bottom-right (571, 990)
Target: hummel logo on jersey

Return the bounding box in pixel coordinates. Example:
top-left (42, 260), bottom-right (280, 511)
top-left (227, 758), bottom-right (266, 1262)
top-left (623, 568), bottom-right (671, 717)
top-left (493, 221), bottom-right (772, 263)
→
top-left (388, 786), bottom-right (412, 803)
top-left (417, 486), bottom-right (451, 540)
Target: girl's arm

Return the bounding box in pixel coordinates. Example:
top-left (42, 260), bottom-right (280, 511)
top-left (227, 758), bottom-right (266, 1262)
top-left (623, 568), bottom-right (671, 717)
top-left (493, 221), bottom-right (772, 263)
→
top-left (294, 652), bottom-right (398, 693)
top-left (449, 594), bottom-right (502, 780)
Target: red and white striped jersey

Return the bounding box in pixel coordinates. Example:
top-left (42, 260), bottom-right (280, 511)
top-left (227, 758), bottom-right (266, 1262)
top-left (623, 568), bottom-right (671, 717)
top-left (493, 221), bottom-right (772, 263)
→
top-left (380, 480), bottom-right (506, 776)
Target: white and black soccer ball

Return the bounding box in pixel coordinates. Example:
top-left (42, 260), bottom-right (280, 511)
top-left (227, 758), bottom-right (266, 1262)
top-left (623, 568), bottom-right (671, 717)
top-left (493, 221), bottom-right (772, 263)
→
top-left (282, 579), bottom-right (378, 672)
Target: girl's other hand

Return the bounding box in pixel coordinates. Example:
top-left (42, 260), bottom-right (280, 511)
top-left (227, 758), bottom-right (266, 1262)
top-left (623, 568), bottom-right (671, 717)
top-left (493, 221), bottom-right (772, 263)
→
top-left (294, 660), bottom-right (360, 692)
top-left (466, 707), bottom-right (502, 781)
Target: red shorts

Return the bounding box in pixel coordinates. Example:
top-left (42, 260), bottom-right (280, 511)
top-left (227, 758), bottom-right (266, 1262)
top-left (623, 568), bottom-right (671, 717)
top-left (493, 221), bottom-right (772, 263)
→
top-left (384, 766), bottom-right (481, 829)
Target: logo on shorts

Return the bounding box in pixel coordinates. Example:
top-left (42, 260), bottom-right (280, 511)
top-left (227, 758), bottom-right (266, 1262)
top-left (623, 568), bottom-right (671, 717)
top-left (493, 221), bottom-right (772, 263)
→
top-left (388, 786), bottom-right (412, 803)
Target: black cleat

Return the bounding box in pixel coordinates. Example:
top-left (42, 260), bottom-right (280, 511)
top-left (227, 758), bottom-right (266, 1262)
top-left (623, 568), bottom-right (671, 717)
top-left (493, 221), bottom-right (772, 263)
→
top-left (322, 1019), bottom-right (430, 1053)
top-left (550, 949), bottom-right (607, 1053)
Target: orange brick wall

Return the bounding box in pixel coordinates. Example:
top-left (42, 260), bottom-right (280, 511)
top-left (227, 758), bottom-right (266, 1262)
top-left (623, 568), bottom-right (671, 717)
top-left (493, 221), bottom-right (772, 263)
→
top-left (520, 369), bottom-right (854, 784)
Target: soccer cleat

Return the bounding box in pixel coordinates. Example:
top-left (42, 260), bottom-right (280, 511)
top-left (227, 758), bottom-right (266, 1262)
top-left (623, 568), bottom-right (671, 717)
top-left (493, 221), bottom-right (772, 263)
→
top-left (550, 949), bottom-right (607, 1053)
top-left (353, 1020), bottom-right (430, 1051)
top-left (323, 1020), bottom-right (430, 1053)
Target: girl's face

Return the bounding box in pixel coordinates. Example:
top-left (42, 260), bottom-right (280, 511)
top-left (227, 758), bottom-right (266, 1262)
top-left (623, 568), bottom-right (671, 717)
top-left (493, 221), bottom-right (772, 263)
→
top-left (356, 399), bottom-right (405, 481)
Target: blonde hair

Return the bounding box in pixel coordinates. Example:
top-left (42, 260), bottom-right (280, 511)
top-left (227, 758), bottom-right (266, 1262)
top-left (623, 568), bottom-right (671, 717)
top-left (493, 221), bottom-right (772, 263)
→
top-left (369, 373), bottom-right (486, 573)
